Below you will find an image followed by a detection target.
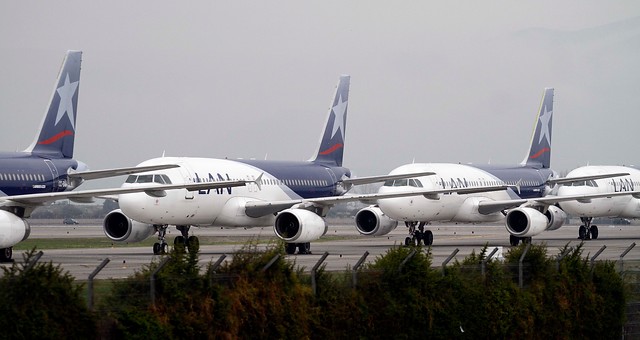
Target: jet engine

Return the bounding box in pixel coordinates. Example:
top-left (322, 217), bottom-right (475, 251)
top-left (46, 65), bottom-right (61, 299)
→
top-left (355, 206), bottom-right (398, 236)
top-left (0, 210), bottom-right (30, 248)
top-left (505, 206), bottom-right (566, 238)
top-left (544, 205), bottom-right (567, 231)
top-left (274, 209), bottom-right (328, 243)
top-left (103, 209), bottom-right (156, 243)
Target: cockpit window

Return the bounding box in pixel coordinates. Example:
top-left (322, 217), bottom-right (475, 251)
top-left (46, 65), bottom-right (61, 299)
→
top-left (125, 175), bottom-right (137, 183)
top-left (161, 175), bottom-right (172, 184)
top-left (394, 179), bottom-right (408, 187)
top-left (136, 175), bottom-right (153, 183)
top-left (384, 178), bottom-right (423, 187)
top-left (153, 175), bottom-right (166, 184)
top-left (409, 179), bottom-right (423, 187)
top-left (587, 180), bottom-right (598, 187)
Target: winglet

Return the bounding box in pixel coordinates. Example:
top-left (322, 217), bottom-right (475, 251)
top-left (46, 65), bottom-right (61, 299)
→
top-left (521, 88), bottom-right (554, 168)
top-left (310, 75), bottom-right (350, 166)
top-left (24, 50), bottom-right (83, 159)
top-left (254, 173), bottom-right (264, 191)
top-left (512, 179), bottom-right (522, 195)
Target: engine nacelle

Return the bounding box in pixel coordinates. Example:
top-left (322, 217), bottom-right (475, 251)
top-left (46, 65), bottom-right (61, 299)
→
top-left (0, 211), bottom-right (30, 248)
top-left (274, 209), bottom-right (328, 243)
top-left (355, 206), bottom-right (398, 236)
top-left (103, 209), bottom-right (156, 243)
top-left (544, 206), bottom-right (567, 231)
top-left (505, 207), bottom-right (549, 238)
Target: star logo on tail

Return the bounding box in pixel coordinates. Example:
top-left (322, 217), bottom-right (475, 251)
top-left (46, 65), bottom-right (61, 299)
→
top-left (330, 94), bottom-right (347, 140)
top-left (537, 105), bottom-right (552, 145)
top-left (55, 73), bottom-right (79, 130)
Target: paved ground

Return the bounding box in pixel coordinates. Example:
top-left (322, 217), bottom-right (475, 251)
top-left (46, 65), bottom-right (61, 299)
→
top-left (8, 221), bottom-right (640, 280)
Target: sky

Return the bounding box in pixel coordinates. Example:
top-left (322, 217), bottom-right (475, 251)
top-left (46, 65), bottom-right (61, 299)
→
top-left (1, 2), bottom-right (639, 188)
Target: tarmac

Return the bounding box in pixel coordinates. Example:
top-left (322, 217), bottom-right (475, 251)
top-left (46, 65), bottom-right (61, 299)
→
top-left (9, 220), bottom-right (640, 280)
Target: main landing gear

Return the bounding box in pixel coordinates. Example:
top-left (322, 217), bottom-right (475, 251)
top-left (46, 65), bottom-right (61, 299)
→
top-left (152, 225), bottom-right (200, 255)
top-left (404, 222), bottom-right (433, 247)
top-left (578, 217), bottom-right (599, 240)
top-left (285, 242), bottom-right (311, 255)
top-left (0, 247), bottom-right (13, 262)
top-left (509, 235), bottom-right (532, 246)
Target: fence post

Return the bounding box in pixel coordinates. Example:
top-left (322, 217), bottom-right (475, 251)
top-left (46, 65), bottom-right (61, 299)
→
top-left (590, 245), bottom-right (607, 270)
top-left (556, 247), bottom-right (572, 271)
top-left (481, 247), bottom-right (499, 277)
top-left (619, 242), bottom-right (636, 273)
top-left (150, 257), bottom-right (171, 307)
top-left (398, 249), bottom-right (417, 273)
top-left (311, 252), bottom-right (329, 296)
top-left (519, 243), bottom-right (531, 289)
top-left (442, 248), bottom-right (459, 276)
top-left (352, 251), bottom-right (369, 288)
top-left (25, 251), bottom-right (44, 271)
top-left (87, 258), bottom-right (110, 311)
top-left (261, 254), bottom-right (280, 272)
top-left (209, 254), bottom-right (227, 285)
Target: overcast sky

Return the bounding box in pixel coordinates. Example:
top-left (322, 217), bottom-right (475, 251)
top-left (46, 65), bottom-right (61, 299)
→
top-left (1, 2), bottom-right (639, 187)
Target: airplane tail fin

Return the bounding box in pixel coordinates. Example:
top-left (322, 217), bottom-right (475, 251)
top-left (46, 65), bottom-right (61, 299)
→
top-left (521, 88), bottom-right (554, 168)
top-left (24, 50), bottom-right (82, 159)
top-left (310, 75), bottom-right (350, 166)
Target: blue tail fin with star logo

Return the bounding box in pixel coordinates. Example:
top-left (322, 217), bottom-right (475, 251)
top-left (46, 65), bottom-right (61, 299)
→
top-left (24, 50), bottom-right (82, 159)
top-left (522, 88), bottom-right (554, 169)
top-left (310, 75), bottom-right (350, 167)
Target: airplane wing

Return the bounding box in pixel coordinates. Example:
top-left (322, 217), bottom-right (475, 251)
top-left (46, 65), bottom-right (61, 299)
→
top-left (339, 171), bottom-right (436, 187)
top-left (547, 172), bottom-right (630, 186)
top-left (245, 184), bottom-right (510, 218)
top-left (0, 180), bottom-right (250, 206)
top-left (67, 164), bottom-right (181, 181)
top-left (477, 190), bottom-right (640, 215)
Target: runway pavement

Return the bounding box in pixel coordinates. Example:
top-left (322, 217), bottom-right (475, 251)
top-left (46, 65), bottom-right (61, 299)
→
top-left (8, 221), bottom-right (640, 280)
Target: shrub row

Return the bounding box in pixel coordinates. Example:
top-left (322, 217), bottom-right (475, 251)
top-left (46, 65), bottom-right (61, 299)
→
top-left (0, 242), bottom-right (627, 339)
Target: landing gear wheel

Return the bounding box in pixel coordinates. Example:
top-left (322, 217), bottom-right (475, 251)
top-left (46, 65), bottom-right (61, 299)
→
top-left (298, 242), bottom-right (311, 255)
top-left (153, 243), bottom-right (162, 255)
top-left (578, 225), bottom-right (587, 240)
top-left (0, 247), bottom-right (12, 262)
top-left (174, 236), bottom-right (186, 253)
top-left (285, 243), bottom-right (297, 255)
top-left (509, 235), bottom-right (520, 246)
top-left (414, 231), bottom-right (423, 246)
top-left (405, 237), bottom-right (412, 246)
top-left (187, 236), bottom-right (200, 253)
top-left (424, 230), bottom-right (434, 246)
top-left (591, 225), bottom-right (599, 240)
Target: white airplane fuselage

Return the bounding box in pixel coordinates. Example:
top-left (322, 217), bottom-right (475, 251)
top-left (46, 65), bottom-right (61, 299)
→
top-left (119, 157), bottom-right (346, 228)
top-left (558, 166), bottom-right (640, 218)
top-left (377, 163), bottom-right (552, 223)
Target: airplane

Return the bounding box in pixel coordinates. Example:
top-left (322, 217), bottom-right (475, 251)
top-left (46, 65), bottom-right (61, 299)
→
top-left (353, 88), bottom-right (634, 247)
top-left (101, 75), bottom-right (509, 255)
top-left (354, 88), bottom-right (562, 246)
top-left (0, 51), bottom-right (251, 261)
top-left (555, 165), bottom-right (640, 240)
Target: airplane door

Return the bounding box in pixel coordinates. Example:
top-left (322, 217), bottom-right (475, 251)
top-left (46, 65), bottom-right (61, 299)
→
top-left (325, 168), bottom-right (338, 195)
top-left (177, 164), bottom-right (195, 199)
top-left (43, 159), bottom-right (59, 191)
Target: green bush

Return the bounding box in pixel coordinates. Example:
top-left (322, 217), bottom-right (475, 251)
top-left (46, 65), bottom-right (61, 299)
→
top-left (0, 249), bottom-right (96, 339)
